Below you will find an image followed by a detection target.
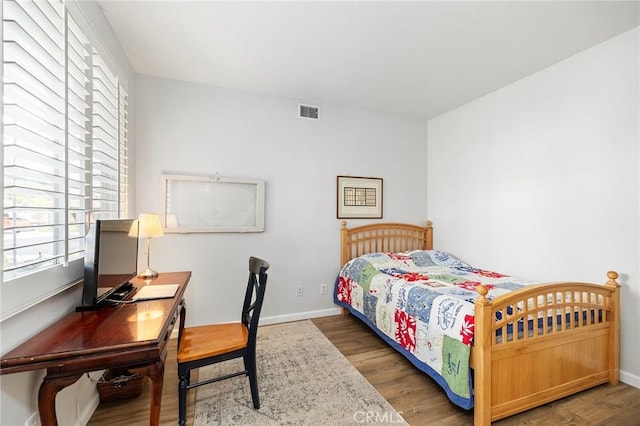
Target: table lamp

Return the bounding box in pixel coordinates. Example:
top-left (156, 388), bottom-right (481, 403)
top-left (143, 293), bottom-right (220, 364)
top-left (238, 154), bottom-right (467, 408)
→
top-left (137, 213), bottom-right (164, 279)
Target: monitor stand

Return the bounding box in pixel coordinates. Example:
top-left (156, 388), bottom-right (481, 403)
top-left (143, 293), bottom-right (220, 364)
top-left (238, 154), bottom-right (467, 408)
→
top-left (76, 282), bottom-right (136, 312)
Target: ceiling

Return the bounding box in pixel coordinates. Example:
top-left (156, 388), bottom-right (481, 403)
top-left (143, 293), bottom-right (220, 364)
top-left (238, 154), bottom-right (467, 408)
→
top-left (97, 1), bottom-right (639, 120)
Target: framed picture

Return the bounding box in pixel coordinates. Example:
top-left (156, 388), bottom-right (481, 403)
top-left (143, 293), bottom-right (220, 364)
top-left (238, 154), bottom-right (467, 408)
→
top-left (161, 174), bottom-right (265, 233)
top-left (336, 176), bottom-right (383, 219)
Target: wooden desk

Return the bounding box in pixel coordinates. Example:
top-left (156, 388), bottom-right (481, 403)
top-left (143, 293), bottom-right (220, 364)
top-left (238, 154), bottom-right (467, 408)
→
top-left (1, 271), bottom-right (191, 426)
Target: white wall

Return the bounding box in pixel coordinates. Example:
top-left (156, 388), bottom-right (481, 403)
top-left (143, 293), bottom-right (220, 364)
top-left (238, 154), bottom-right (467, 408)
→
top-left (135, 76), bottom-right (428, 327)
top-left (427, 27), bottom-right (639, 386)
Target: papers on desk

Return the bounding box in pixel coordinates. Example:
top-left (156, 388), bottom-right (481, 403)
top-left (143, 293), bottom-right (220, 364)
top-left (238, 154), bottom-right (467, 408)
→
top-left (133, 284), bottom-right (179, 301)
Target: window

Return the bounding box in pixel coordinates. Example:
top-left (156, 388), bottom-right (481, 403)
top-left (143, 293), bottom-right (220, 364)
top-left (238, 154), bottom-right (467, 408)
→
top-left (2, 0), bottom-right (129, 319)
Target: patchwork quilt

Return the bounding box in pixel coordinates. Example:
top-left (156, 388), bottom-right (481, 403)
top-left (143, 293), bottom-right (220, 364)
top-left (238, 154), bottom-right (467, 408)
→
top-left (334, 250), bottom-right (534, 409)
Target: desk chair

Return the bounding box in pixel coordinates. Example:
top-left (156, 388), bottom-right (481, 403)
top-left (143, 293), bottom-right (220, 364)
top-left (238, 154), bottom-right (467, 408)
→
top-left (176, 257), bottom-right (269, 426)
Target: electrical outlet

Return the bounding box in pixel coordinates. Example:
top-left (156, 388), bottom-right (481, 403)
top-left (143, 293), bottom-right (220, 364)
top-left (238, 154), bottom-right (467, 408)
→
top-left (320, 283), bottom-right (328, 295)
top-left (296, 286), bottom-right (303, 297)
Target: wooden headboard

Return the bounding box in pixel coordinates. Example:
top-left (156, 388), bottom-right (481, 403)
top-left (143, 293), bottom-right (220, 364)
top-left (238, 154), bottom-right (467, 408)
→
top-left (340, 221), bottom-right (433, 266)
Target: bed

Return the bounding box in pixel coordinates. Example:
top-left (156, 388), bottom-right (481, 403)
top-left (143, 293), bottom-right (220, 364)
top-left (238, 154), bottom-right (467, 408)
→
top-left (334, 220), bottom-right (620, 425)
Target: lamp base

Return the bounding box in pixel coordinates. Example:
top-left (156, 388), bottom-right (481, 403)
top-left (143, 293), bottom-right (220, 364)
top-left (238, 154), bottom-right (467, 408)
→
top-left (137, 267), bottom-right (159, 279)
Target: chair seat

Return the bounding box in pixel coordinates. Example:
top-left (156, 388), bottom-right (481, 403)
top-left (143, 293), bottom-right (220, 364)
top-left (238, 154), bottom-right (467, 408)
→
top-left (177, 322), bottom-right (248, 363)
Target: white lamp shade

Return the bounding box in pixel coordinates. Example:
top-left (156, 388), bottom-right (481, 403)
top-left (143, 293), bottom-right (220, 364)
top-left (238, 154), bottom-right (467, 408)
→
top-left (138, 213), bottom-right (164, 238)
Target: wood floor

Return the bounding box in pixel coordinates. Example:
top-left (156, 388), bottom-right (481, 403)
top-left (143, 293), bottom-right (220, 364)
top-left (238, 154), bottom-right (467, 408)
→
top-left (88, 315), bottom-right (640, 425)
top-left (313, 315), bottom-right (640, 426)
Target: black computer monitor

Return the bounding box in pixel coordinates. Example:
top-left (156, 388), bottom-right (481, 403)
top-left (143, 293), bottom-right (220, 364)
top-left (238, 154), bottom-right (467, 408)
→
top-left (79, 218), bottom-right (138, 309)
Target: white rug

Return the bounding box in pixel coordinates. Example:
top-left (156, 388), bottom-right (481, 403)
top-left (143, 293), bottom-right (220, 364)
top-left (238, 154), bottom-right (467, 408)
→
top-left (194, 320), bottom-right (407, 425)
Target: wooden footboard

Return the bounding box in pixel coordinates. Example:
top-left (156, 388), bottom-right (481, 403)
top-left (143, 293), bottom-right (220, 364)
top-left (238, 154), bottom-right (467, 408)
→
top-left (472, 272), bottom-right (621, 425)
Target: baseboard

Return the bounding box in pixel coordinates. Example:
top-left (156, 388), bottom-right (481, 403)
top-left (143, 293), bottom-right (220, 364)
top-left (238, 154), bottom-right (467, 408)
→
top-left (259, 308), bottom-right (342, 326)
top-left (78, 393), bottom-right (100, 426)
top-left (77, 372), bottom-right (102, 426)
top-left (169, 307), bottom-right (341, 339)
top-left (620, 369), bottom-right (640, 389)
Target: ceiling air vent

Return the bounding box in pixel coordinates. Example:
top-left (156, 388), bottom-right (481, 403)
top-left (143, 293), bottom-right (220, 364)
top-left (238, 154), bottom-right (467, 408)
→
top-left (298, 104), bottom-right (320, 120)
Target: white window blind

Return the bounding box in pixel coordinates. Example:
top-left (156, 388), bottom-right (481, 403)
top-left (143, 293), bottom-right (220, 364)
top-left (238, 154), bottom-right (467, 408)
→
top-left (3, 0), bottom-right (66, 279)
top-left (119, 86), bottom-right (129, 216)
top-left (2, 0), bottom-right (129, 319)
top-left (66, 13), bottom-right (91, 262)
top-left (92, 52), bottom-right (120, 219)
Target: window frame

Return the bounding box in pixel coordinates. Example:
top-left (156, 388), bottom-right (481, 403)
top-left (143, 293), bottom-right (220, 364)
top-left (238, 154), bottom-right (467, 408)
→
top-left (1, 0), bottom-right (130, 321)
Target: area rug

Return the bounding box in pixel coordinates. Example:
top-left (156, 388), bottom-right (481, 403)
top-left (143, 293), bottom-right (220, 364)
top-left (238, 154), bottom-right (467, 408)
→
top-left (193, 320), bottom-right (407, 425)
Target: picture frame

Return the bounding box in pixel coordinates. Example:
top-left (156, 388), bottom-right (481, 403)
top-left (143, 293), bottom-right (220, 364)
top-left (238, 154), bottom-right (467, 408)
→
top-left (336, 176), bottom-right (383, 219)
top-left (161, 174), bottom-right (265, 233)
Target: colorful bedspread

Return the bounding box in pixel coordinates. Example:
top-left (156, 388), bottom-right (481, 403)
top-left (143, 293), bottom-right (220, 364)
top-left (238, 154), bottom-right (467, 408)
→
top-left (334, 250), bottom-right (534, 409)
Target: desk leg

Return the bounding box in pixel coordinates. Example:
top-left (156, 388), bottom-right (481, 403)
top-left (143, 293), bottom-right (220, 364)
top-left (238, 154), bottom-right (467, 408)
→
top-left (129, 359), bottom-right (165, 426)
top-left (38, 374), bottom-right (82, 426)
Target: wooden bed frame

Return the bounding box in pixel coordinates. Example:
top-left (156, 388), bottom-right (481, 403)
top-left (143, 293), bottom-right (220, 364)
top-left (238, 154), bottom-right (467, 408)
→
top-left (339, 220), bottom-right (620, 425)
